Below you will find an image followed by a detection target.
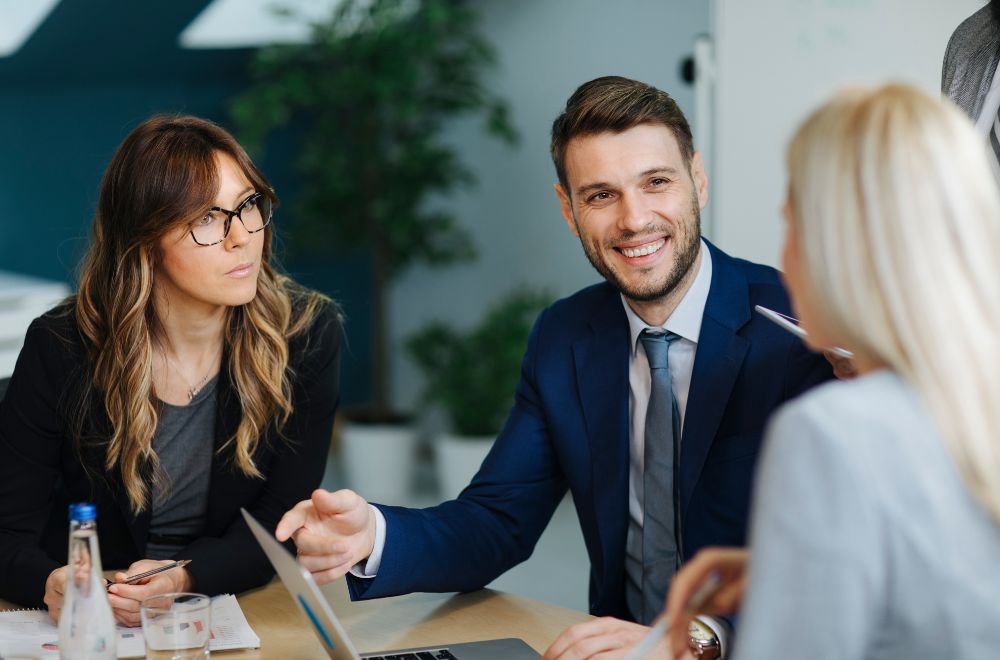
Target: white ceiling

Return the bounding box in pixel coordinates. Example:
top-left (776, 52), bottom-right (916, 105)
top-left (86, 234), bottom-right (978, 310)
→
top-left (0, 0), bottom-right (61, 57)
top-left (179, 0), bottom-right (349, 49)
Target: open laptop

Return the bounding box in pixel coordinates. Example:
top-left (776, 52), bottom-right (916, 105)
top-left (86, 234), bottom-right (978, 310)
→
top-left (241, 508), bottom-right (539, 659)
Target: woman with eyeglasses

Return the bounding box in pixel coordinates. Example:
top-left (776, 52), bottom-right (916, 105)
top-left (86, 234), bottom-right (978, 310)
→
top-left (657, 84), bottom-right (1000, 659)
top-left (0, 115), bottom-right (341, 626)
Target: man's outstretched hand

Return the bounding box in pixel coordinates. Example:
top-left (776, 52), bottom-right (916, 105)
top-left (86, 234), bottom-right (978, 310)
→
top-left (275, 489), bottom-right (377, 584)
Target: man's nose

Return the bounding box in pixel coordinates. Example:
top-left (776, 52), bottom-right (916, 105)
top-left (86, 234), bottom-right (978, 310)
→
top-left (617, 191), bottom-right (650, 234)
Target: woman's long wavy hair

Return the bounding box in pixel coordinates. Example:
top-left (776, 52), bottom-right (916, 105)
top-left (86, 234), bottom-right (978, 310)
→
top-left (787, 84), bottom-right (1000, 524)
top-left (73, 114), bottom-right (327, 514)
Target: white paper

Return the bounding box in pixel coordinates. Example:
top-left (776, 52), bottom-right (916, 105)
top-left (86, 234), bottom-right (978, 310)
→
top-left (0, 594), bottom-right (259, 658)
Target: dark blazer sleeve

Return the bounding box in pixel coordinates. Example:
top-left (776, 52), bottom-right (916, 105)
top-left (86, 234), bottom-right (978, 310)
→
top-left (0, 317), bottom-right (76, 606)
top-left (347, 307), bottom-right (567, 600)
top-left (182, 302), bottom-right (342, 596)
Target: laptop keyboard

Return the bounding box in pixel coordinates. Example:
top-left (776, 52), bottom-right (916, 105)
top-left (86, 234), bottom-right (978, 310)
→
top-left (363, 651), bottom-right (457, 660)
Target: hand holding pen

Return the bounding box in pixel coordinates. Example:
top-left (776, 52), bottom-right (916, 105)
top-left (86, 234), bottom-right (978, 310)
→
top-left (106, 559), bottom-right (194, 627)
top-left (625, 547), bottom-right (748, 660)
top-left (107, 559), bottom-right (192, 590)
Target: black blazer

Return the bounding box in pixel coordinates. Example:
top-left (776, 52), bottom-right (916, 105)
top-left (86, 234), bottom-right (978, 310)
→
top-left (0, 299), bottom-right (341, 608)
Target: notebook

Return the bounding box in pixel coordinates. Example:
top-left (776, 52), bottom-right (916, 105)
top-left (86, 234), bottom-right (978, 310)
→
top-left (241, 508), bottom-right (540, 659)
top-left (0, 592), bottom-right (259, 658)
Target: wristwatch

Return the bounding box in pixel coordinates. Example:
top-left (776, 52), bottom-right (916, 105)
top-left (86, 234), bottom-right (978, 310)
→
top-left (688, 618), bottom-right (722, 659)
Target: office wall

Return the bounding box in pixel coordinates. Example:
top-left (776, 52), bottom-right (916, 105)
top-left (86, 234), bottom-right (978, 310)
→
top-left (389, 0), bottom-right (710, 409)
top-left (710, 0), bottom-right (984, 267)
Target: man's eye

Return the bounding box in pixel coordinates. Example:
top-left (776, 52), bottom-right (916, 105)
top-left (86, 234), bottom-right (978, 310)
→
top-left (589, 192), bottom-right (613, 202)
top-left (649, 178), bottom-right (668, 186)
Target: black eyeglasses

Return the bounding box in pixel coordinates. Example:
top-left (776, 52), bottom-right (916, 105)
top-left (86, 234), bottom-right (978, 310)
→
top-left (189, 192), bottom-right (273, 246)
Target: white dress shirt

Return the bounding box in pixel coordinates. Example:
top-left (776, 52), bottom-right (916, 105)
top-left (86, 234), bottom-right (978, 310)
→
top-left (623, 240), bottom-right (712, 530)
top-left (620, 243), bottom-right (728, 651)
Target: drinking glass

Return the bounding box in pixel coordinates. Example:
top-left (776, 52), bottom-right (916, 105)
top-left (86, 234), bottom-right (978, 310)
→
top-left (140, 592), bottom-right (211, 660)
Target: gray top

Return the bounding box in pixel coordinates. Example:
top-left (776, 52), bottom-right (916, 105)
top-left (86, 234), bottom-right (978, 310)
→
top-left (942, 5), bottom-right (1000, 119)
top-left (733, 371), bottom-right (1000, 660)
top-left (146, 375), bottom-right (218, 560)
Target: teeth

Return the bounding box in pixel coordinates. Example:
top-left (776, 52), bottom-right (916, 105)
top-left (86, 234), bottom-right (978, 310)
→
top-left (622, 239), bottom-right (665, 258)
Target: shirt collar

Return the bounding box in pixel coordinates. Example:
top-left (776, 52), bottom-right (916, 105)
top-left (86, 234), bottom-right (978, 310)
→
top-left (622, 239), bottom-right (713, 356)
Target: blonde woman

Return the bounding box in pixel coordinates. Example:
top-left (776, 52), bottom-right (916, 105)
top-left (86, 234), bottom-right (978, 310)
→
top-left (0, 115), bottom-right (341, 626)
top-left (661, 84), bottom-right (1000, 658)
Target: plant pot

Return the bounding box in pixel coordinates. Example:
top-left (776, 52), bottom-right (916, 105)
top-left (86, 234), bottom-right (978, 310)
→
top-left (435, 433), bottom-right (495, 501)
top-left (339, 422), bottom-right (418, 505)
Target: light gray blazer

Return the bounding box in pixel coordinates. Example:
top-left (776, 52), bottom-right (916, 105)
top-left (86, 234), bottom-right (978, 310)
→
top-left (942, 4), bottom-right (1000, 119)
top-left (733, 371), bottom-right (1000, 660)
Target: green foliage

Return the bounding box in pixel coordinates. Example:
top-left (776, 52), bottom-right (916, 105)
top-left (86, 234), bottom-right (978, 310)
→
top-left (406, 289), bottom-right (552, 437)
top-left (230, 0), bottom-right (519, 277)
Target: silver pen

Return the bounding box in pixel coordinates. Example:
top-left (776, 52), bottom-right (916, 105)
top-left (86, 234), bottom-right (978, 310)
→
top-left (754, 305), bottom-right (854, 359)
top-left (106, 559), bottom-right (192, 590)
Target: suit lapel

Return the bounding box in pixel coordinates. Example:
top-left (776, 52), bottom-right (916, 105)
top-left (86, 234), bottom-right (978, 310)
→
top-left (680, 242), bottom-right (751, 513)
top-left (573, 285), bottom-right (631, 588)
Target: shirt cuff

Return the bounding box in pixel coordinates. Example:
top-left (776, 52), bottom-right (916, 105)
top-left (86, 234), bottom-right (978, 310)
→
top-left (348, 504), bottom-right (386, 579)
top-left (696, 615), bottom-right (731, 658)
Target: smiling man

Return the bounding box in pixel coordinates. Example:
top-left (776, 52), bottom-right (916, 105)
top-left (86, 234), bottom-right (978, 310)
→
top-left (276, 77), bottom-right (833, 659)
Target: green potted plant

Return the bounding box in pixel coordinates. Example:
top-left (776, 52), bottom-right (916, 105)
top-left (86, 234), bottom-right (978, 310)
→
top-left (230, 0), bottom-right (517, 502)
top-left (406, 288), bottom-right (551, 500)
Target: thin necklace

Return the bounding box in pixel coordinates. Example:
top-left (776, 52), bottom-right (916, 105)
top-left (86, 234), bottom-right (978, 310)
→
top-left (159, 344), bottom-right (222, 402)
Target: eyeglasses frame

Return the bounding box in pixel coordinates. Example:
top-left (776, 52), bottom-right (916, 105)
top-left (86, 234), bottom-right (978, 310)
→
top-left (189, 191), bottom-right (273, 247)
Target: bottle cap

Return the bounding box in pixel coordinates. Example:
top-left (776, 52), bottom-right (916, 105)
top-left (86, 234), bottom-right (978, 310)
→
top-left (68, 502), bottom-right (97, 522)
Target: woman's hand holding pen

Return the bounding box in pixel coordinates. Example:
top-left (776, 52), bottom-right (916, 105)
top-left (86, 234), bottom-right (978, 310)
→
top-left (43, 566), bottom-right (68, 622)
top-left (107, 559), bottom-right (194, 627)
top-left (664, 547), bottom-right (748, 659)
top-left (276, 488), bottom-right (377, 585)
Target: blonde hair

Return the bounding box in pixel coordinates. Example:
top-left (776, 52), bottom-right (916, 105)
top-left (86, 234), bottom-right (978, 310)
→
top-left (73, 115), bottom-right (328, 514)
top-left (787, 83), bottom-right (1000, 523)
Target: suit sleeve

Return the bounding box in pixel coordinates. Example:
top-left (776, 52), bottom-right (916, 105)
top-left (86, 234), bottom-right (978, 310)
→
top-left (347, 308), bottom-right (568, 600)
top-left (732, 400), bottom-right (882, 660)
top-left (182, 303), bottom-right (342, 595)
top-left (0, 319), bottom-right (73, 606)
top-left (782, 332), bottom-right (834, 402)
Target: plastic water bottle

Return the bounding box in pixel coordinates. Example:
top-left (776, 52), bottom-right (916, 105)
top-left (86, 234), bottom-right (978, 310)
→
top-left (58, 503), bottom-right (116, 659)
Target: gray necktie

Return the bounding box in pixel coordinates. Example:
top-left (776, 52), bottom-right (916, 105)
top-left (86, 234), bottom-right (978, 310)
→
top-left (638, 330), bottom-right (682, 624)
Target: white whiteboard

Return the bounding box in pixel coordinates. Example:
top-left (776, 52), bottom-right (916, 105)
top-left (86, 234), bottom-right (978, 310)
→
top-left (707, 0), bottom-right (985, 267)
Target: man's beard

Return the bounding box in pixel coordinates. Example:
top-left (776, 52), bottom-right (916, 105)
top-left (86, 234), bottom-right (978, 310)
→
top-left (577, 196), bottom-right (702, 302)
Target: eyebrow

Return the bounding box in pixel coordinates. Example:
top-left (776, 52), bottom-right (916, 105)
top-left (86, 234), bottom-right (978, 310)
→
top-left (214, 186), bottom-right (256, 209)
top-left (573, 167), bottom-right (682, 199)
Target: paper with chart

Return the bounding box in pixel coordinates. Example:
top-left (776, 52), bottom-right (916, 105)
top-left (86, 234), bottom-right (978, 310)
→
top-left (0, 593), bottom-right (259, 658)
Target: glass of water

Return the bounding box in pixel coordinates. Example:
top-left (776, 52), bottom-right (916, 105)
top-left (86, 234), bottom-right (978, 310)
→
top-left (140, 592), bottom-right (211, 659)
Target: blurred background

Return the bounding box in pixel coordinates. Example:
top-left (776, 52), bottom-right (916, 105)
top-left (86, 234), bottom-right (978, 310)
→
top-left (0, 0), bottom-right (981, 611)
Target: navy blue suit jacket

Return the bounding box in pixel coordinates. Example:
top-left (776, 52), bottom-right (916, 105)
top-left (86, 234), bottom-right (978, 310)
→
top-left (349, 241), bottom-right (832, 618)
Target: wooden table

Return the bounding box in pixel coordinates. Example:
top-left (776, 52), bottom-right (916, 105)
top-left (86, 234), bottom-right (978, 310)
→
top-left (1, 579), bottom-right (592, 658)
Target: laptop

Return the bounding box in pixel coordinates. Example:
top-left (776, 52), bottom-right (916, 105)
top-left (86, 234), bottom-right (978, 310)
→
top-left (241, 508), bottom-right (540, 659)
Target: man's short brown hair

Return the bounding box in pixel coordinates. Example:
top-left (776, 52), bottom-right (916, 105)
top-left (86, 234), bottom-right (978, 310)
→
top-left (550, 76), bottom-right (694, 196)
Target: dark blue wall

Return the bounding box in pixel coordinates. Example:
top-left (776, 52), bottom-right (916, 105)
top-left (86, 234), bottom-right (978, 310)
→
top-left (0, 0), bottom-right (371, 404)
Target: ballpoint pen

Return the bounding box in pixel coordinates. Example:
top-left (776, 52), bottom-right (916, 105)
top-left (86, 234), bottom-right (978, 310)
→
top-left (107, 559), bottom-right (192, 590)
top-left (754, 305), bottom-right (855, 359)
top-left (624, 573), bottom-right (722, 660)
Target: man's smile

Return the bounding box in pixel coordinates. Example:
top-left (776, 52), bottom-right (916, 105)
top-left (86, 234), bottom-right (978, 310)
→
top-left (615, 237), bottom-right (667, 260)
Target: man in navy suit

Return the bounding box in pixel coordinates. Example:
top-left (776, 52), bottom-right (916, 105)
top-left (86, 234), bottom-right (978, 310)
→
top-left (277, 76), bottom-right (832, 658)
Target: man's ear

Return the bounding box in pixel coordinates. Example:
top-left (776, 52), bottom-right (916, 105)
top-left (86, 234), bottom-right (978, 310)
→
top-left (554, 182), bottom-right (580, 237)
top-left (690, 151), bottom-right (710, 210)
